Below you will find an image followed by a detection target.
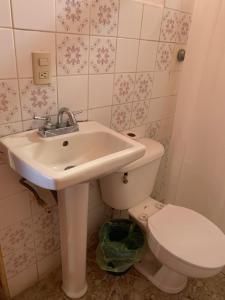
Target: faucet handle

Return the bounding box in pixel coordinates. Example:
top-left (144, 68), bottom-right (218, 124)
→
top-left (33, 115), bottom-right (54, 131)
top-left (34, 115), bottom-right (51, 121)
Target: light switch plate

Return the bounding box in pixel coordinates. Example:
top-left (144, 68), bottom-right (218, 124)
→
top-left (32, 52), bottom-right (52, 85)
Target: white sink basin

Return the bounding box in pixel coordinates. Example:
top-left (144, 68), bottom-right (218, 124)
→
top-left (0, 121), bottom-right (146, 299)
top-left (0, 121), bottom-right (145, 190)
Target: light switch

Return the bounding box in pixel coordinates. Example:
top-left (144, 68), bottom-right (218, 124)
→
top-left (32, 52), bottom-right (52, 85)
top-left (39, 58), bottom-right (49, 66)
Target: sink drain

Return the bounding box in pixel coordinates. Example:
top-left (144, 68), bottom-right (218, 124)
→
top-left (64, 165), bottom-right (76, 171)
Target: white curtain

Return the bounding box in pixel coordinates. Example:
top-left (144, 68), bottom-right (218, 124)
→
top-left (167, 0), bottom-right (225, 232)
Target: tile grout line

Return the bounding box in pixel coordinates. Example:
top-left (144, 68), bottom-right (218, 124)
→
top-left (54, 0), bottom-right (59, 117)
top-left (109, 0), bottom-right (120, 129)
top-left (87, 0), bottom-right (92, 121)
top-left (9, 0), bottom-right (23, 131)
top-left (128, 2), bottom-right (145, 131)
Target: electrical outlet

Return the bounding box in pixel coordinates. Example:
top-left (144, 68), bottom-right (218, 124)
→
top-left (32, 52), bottom-right (52, 85)
top-left (39, 71), bottom-right (49, 79)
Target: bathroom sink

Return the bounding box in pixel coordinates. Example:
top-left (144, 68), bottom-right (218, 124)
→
top-left (0, 121), bottom-right (145, 190)
top-left (0, 121), bottom-right (145, 299)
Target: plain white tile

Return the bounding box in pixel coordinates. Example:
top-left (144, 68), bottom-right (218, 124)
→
top-left (88, 106), bottom-right (112, 127)
top-left (88, 205), bottom-right (107, 235)
top-left (115, 38), bottom-right (139, 72)
top-left (14, 30), bottom-right (56, 78)
top-left (152, 71), bottom-right (170, 98)
top-left (58, 75), bottom-right (88, 112)
top-left (0, 191), bottom-right (31, 229)
top-left (8, 265), bottom-right (38, 298)
top-left (141, 5), bottom-right (163, 41)
top-left (169, 71), bottom-right (180, 95)
top-left (0, 0), bottom-right (12, 27)
top-left (0, 29), bottom-right (17, 79)
top-left (165, 0), bottom-right (195, 13)
top-left (12, 0), bottom-right (55, 31)
top-left (149, 96), bottom-right (176, 121)
top-left (137, 40), bottom-right (158, 72)
top-left (37, 251), bottom-right (61, 279)
top-left (152, 71), bottom-right (180, 98)
top-left (118, 0), bottom-right (143, 38)
top-left (89, 74), bottom-right (113, 108)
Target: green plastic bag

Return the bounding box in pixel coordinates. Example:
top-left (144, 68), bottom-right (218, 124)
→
top-left (96, 219), bottom-right (145, 274)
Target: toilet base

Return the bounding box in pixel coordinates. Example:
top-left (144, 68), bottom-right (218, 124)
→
top-left (135, 252), bottom-right (187, 294)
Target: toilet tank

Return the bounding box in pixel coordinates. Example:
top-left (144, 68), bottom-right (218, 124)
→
top-left (99, 138), bottom-right (164, 210)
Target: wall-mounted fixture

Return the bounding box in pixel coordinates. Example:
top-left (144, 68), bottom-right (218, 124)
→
top-left (32, 51), bottom-right (52, 85)
top-left (133, 0), bottom-right (164, 7)
top-left (177, 49), bottom-right (186, 62)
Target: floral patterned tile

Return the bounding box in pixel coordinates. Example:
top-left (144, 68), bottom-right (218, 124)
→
top-left (19, 78), bottom-right (57, 121)
top-left (3, 243), bottom-right (36, 279)
top-left (0, 122), bottom-right (23, 137)
top-left (130, 100), bottom-right (150, 128)
top-left (177, 13), bottom-right (192, 43)
top-left (89, 36), bottom-right (116, 73)
top-left (155, 43), bottom-right (175, 71)
top-left (113, 73), bottom-right (135, 104)
top-left (145, 120), bottom-right (161, 141)
top-left (90, 0), bottom-right (119, 36)
top-left (35, 233), bottom-right (60, 261)
top-left (160, 9), bottom-right (180, 43)
top-left (33, 207), bottom-right (60, 261)
top-left (0, 80), bottom-right (21, 125)
top-left (145, 118), bottom-right (174, 141)
top-left (0, 218), bottom-right (33, 257)
top-left (33, 209), bottom-right (56, 240)
top-left (13, 252), bottom-right (225, 300)
top-left (56, 0), bottom-right (90, 34)
top-left (111, 103), bottom-right (132, 131)
top-left (134, 73), bottom-right (154, 101)
top-left (57, 34), bottom-right (89, 75)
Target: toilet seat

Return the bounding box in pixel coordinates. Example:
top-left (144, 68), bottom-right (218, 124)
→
top-left (147, 204), bottom-right (225, 278)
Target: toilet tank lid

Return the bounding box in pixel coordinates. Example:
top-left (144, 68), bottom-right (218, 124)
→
top-left (119, 138), bottom-right (165, 172)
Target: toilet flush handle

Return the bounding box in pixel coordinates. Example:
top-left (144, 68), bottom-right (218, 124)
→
top-left (122, 173), bottom-right (128, 184)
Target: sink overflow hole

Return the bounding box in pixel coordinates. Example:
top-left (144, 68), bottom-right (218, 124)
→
top-left (62, 141), bottom-right (69, 147)
top-left (64, 165), bottom-right (76, 171)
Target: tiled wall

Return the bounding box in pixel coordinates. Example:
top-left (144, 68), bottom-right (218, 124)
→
top-left (0, 0), bottom-right (194, 297)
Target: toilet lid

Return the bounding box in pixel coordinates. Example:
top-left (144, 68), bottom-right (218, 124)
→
top-left (148, 204), bottom-right (225, 269)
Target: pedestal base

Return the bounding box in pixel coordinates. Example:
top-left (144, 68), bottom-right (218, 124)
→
top-left (135, 251), bottom-right (187, 294)
top-left (58, 183), bottom-right (89, 299)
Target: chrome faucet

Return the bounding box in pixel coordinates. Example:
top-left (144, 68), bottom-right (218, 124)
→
top-left (57, 107), bottom-right (79, 129)
top-left (34, 107), bottom-right (82, 138)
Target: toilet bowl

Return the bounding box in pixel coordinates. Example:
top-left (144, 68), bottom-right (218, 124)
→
top-left (100, 138), bottom-right (225, 294)
top-left (129, 198), bottom-right (225, 293)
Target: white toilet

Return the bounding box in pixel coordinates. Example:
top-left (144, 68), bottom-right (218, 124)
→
top-left (100, 138), bottom-right (225, 294)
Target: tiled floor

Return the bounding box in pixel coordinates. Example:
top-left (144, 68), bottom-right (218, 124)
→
top-left (14, 246), bottom-right (225, 300)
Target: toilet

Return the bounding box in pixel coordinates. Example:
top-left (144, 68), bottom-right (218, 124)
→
top-left (99, 138), bottom-right (225, 294)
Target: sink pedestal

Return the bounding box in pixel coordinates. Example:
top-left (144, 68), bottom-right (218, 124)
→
top-left (58, 183), bottom-right (89, 298)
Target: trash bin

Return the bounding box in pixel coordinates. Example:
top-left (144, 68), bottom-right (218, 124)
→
top-left (96, 219), bottom-right (145, 274)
